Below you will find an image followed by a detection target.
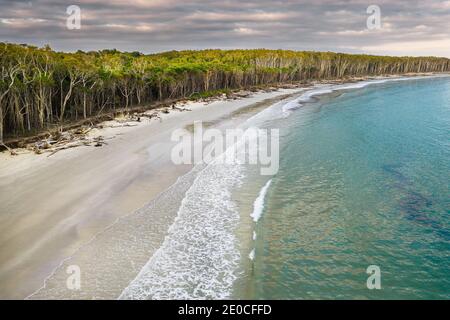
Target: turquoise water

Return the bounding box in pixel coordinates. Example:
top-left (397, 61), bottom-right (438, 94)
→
top-left (248, 77), bottom-right (450, 299)
top-left (113, 76), bottom-right (449, 300)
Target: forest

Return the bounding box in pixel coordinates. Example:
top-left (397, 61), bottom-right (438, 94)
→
top-left (1, 42), bottom-right (450, 143)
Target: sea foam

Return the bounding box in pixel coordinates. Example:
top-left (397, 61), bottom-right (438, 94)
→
top-left (119, 138), bottom-right (245, 300)
top-left (119, 77), bottom-right (430, 300)
top-left (250, 179), bottom-right (272, 222)
top-left (279, 78), bottom-right (413, 117)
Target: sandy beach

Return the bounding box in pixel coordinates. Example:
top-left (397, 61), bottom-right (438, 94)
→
top-left (1, 73), bottom-right (444, 299)
top-left (0, 86), bottom-right (306, 299)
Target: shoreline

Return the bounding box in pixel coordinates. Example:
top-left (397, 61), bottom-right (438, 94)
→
top-left (1, 72), bottom-right (444, 151)
top-left (0, 85), bottom-right (306, 299)
top-left (0, 73), bottom-right (447, 299)
top-left (117, 74), bottom-right (450, 300)
top-left (231, 73), bottom-right (450, 299)
top-left (231, 74), bottom-right (450, 300)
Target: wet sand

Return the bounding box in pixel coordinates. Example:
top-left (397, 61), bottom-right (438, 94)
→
top-left (0, 88), bottom-right (304, 299)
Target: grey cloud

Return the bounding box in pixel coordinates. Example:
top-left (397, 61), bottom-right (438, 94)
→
top-left (0, 0), bottom-right (449, 57)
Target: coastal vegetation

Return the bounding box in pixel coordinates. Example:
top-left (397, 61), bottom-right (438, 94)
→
top-left (1, 42), bottom-right (450, 143)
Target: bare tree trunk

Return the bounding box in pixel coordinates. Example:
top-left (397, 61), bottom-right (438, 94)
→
top-left (60, 76), bottom-right (77, 122)
top-left (0, 104), bottom-right (3, 144)
top-left (83, 91), bottom-right (87, 119)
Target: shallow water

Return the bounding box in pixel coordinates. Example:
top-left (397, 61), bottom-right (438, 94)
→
top-left (243, 76), bottom-right (450, 299)
top-left (108, 76), bottom-right (450, 300)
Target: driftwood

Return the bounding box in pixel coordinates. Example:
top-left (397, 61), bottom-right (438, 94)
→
top-left (3, 101), bottom-right (192, 157)
top-left (3, 98), bottom-right (195, 156)
top-left (46, 136), bottom-right (109, 157)
top-left (172, 105), bottom-right (192, 112)
top-left (108, 123), bottom-right (138, 128)
top-left (47, 142), bottom-right (86, 157)
top-left (0, 143), bottom-right (18, 156)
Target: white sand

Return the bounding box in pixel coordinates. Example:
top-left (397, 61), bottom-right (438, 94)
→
top-left (0, 87), bottom-right (304, 299)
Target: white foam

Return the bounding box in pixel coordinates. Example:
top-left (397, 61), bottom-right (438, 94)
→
top-left (279, 76), bottom-right (440, 118)
top-left (245, 76), bottom-right (448, 125)
top-left (281, 86), bottom-right (332, 116)
top-left (119, 135), bottom-right (247, 300)
top-left (249, 249), bottom-right (255, 261)
top-left (250, 179), bottom-right (272, 222)
top-left (118, 75), bottom-right (443, 300)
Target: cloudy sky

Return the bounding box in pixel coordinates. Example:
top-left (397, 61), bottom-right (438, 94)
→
top-left (1, 0), bottom-right (450, 57)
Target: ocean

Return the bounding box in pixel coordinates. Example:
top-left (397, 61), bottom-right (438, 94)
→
top-left (120, 75), bottom-right (450, 300)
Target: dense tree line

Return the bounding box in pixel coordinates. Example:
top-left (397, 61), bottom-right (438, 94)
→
top-left (1, 43), bottom-right (449, 142)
